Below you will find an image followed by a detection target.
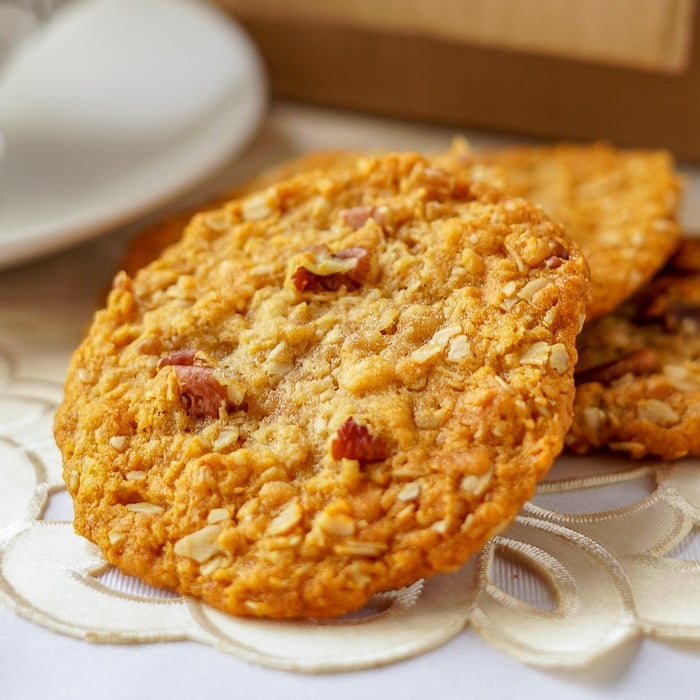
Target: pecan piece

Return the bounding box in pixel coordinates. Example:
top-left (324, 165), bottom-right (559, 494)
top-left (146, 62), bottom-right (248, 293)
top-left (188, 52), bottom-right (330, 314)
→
top-left (575, 347), bottom-right (660, 385)
top-left (341, 206), bottom-right (386, 230)
top-left (291, 266), bottom-right (321, 292)
top-left (159, 350), bottom-right (244, 417)
top-left (173, 365), bottom-right (230, 418)
top-left (334, 246), bottom-right (370, 285)
top-left (158, 348), bottom-right (197, 368)
top-left (331, 417), bottom-right (389, 465)
top-left (292, 246), bottom-right (370, 292)
top-left (543, 241), bottom-right (570, 269)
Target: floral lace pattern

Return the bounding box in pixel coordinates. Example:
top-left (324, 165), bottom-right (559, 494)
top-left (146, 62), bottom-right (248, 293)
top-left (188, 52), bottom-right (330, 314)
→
top-left (2, 332), bottom-right (700, 672)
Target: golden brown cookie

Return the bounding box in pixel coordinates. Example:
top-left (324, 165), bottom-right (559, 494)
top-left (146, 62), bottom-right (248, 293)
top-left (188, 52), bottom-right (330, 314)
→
top-left (55, 153), bottom-right (589, 619)
top-left (567, 238), bottom-right (700, 460)
top-left (439, 140), bottom-right (682, 320)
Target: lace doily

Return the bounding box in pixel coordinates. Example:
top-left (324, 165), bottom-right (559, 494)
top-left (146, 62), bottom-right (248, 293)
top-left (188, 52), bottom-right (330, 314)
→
top-left (2, 334), bottom-right (700, 673)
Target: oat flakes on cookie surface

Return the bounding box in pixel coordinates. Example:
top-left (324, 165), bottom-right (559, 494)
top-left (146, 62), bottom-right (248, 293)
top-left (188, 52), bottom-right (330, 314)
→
top-left (121, 149), bottom-right (359, 276)
top-left (440, 141), bottom-right (682, 320)
top-left (568, 238), bottom-right (700, 460)
top-left (54, 153), bottom-right (589, 619)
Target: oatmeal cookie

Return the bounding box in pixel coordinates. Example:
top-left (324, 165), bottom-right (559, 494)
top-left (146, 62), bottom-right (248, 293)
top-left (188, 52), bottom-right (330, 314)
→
top-left (440, 140), bottom-right (682, 320)
top-left (567, 238), bottom-right (700, 460)
top-left (55, 153), bottom-right (589, 619)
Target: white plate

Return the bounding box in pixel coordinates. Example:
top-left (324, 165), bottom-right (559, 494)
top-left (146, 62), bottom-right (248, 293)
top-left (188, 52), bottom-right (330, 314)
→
top-left (0, 0), bottom-right (266, 269)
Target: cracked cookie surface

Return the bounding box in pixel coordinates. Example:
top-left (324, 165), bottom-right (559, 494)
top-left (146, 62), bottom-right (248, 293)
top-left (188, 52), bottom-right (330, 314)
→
top-left (55, 153), bottom-right (589, 618)
top-left (568, 238), bottom-right (700, 459)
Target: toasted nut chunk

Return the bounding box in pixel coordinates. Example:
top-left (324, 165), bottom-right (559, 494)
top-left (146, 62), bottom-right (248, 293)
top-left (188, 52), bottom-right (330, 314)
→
top-left (172, 365), bottom-right (230, 418)
top-left (330, 417), bottom-right (390, 465)
top-left (291, 245), bottom-right (370, 292)
top-left (159, 349), bottom-right (246, 417)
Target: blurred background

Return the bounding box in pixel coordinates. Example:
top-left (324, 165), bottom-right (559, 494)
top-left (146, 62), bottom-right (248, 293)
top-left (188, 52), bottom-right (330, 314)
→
top-left (213, 0), bottom-right (700, 161)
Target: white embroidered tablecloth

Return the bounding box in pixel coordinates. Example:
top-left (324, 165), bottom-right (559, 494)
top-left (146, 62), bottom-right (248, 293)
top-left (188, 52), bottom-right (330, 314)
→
top-left (2, 102), bottom-right (700, 700)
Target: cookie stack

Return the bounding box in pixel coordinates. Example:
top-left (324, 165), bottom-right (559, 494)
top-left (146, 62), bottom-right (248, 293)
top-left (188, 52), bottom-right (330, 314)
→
top-left (54, 141), bottom-right (687, 619)
top-left (440, 142), bottom-right (692, 460)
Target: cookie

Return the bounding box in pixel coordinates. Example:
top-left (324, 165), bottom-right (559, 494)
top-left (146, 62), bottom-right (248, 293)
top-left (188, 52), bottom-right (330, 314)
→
top-left (567, 238), bottom-right (700, 459)
top-left (55, 152), bottom-right (589, 618)
top-left (121, 149), bottom-right (357, 276)
top-left (439, 140), bottom-right (682, 320)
